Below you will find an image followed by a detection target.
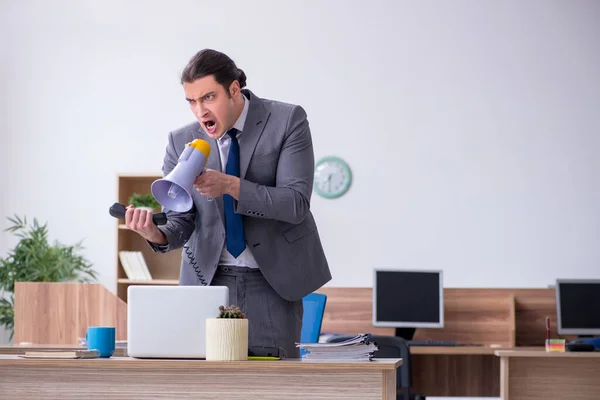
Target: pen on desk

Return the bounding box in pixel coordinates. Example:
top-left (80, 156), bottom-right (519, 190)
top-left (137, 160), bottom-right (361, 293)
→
top-left (546, 317), bottom-right (550, 341)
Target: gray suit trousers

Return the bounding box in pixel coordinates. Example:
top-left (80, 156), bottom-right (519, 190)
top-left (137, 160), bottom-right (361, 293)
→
top-left (211, 265), bottom-right (303, 359)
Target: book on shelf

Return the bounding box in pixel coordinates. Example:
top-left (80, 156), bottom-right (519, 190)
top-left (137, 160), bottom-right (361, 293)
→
top-left (295, 333), bottom-right (378, 361)
top-left (119, 251), bottom-right (152, 281)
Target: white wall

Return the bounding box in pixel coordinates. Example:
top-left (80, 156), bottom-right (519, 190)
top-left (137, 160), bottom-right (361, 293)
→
top-left (1, 0), bottom-right (599, 305)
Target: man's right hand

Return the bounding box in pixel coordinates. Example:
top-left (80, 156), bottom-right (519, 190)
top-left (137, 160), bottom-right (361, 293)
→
top-left (125, 205), bottom-right (168, 245)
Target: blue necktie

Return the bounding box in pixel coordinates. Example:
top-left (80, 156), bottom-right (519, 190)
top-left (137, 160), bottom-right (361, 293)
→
top-left (224, 128), bottom-right (245, 258)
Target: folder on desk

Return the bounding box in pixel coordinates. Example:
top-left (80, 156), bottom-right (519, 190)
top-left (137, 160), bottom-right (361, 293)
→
top-left (296, 333), bottom-right (378, 361)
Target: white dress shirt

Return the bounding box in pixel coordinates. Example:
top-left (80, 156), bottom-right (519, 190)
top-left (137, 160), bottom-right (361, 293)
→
top-left (216, 94), bottom-right (259, 268)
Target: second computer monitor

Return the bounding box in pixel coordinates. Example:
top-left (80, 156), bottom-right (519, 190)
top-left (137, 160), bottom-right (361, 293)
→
top-left (556, 279), bottom-right (600, 336)
top-left (373, 269), bottom-right (443, 339)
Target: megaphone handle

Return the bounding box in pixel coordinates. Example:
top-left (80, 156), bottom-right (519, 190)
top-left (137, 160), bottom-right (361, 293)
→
top-left (109, 203), bottom-right (167, 226)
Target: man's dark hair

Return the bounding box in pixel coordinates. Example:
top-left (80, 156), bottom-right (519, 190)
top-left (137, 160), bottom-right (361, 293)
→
top-left (180, 49), bottom-right (247, 95)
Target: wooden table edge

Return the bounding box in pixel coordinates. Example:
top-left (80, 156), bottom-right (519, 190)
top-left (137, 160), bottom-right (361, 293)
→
top-left (0, 355), bottom-right (402, 370)
top-left (494, 349), bottom-right (600, 358)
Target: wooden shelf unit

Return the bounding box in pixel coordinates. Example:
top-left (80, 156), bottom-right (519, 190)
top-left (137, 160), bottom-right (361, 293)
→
top-left (115, 174), bottom-right (181, 302)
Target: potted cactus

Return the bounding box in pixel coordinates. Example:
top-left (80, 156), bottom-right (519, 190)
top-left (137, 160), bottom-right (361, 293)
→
top-left (205, 305), bottom-right (248, 361)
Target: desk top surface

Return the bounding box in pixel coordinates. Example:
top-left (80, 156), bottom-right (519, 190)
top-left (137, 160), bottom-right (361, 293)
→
top-left (495, 349), bottom-right (600, 358)
top-left (1, 344), bottom-right (547, 357)
top-left (409, 346), bottom-right (543, 355)
top-left (0, 354), bottom-right (402, 370)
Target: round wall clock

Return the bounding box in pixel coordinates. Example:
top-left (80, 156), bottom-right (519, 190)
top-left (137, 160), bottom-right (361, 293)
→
top-left (313, 156), bottom-right (352, 199)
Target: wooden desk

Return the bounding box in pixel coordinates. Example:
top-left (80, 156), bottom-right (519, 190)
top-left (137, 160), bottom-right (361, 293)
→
top-left (410, 346), bottom-right (501, 396)
top-left (408, 346), bottom-right (544, 397)
top-left (0, 355), bottom-right (402, 400)
top-left (410, 345), bottom-right (503, 355)
top-left (496, 349), bottom-right (600, 400)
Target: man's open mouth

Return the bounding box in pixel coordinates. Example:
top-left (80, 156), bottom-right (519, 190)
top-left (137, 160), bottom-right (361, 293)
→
top-left (204, 120), bottom-right (216, 133)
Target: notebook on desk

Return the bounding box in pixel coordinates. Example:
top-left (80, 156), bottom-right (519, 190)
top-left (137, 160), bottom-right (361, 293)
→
top-left (20, 350), bottom-right (100, 359)
top-left (127, 285), bottom-right (229, 359)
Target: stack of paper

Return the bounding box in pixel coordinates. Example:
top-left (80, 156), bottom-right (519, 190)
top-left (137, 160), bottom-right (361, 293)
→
top-left (296, 334), bottom-right (378, 361)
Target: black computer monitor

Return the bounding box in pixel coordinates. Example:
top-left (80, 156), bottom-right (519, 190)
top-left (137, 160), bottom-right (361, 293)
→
top-left (372, 269), bottom-right (443, 340)
top-left (556, 279), bottom-right (600, 337)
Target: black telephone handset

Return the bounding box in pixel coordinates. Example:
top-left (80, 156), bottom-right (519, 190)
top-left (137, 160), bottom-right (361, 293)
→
top-left (109, 203), bottom-right (167, 225)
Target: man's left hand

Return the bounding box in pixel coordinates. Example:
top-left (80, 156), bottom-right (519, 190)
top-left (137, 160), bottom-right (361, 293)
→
top-left (194, 169), bottom-right (239, 199)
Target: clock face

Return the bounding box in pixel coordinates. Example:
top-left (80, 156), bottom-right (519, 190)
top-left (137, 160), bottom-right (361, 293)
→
top-left (314, 156), bottom-right (352, 199)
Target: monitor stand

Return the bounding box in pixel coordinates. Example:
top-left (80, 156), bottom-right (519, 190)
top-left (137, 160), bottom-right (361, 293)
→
top-left (574, 335), bottom-right (596, 342)
top-left (395, 327), bottom-right (415, 341)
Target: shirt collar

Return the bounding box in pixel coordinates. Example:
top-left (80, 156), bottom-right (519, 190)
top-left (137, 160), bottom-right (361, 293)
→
top-left (219, 93), bottom-right (249, 142)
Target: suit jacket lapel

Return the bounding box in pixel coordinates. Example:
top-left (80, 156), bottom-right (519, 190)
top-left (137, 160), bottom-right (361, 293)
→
top-left (196, 127), bottom-right (225, 226)
top-left (240, 90), bottom-right (269, 179)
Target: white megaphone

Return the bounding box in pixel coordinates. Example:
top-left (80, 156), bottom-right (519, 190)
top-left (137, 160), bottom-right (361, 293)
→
top-left (151, 139), bottom-right (211, 212)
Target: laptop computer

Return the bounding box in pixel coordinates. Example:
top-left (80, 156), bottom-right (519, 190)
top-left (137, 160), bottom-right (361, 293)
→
top-left (127, 285), bottom-right (229, 358)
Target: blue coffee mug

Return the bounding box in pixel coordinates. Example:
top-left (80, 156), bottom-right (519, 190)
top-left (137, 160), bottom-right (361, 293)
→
top-left (86, 326), bottom-right (116, 358)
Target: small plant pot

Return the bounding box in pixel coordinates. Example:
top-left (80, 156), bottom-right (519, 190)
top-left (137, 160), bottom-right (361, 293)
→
top-left (205, 318), bottom-right (248, 361)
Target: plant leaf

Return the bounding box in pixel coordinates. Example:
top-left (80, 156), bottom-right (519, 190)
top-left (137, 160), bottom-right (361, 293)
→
top-left (0, 216), bottom-right (98, 338)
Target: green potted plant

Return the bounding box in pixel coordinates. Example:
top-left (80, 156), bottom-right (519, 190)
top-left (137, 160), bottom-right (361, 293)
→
top-left (205, 305), bottom-right (248, 361)
top-left (0, 215), bottom-right (98, 341)
top-left (128, 192), bottom-right (161, 212)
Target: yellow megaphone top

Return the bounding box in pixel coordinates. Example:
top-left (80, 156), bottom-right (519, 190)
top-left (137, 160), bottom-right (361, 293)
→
top-left (188, 139), bottom-right (211, 158)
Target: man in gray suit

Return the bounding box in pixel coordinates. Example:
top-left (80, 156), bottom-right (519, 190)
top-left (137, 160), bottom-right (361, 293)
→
top-left (125, 49), bottom-right (331, 358)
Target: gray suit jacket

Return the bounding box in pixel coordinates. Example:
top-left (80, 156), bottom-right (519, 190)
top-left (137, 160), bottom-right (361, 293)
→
top-left (148, 89), bottom-right (331, 301)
